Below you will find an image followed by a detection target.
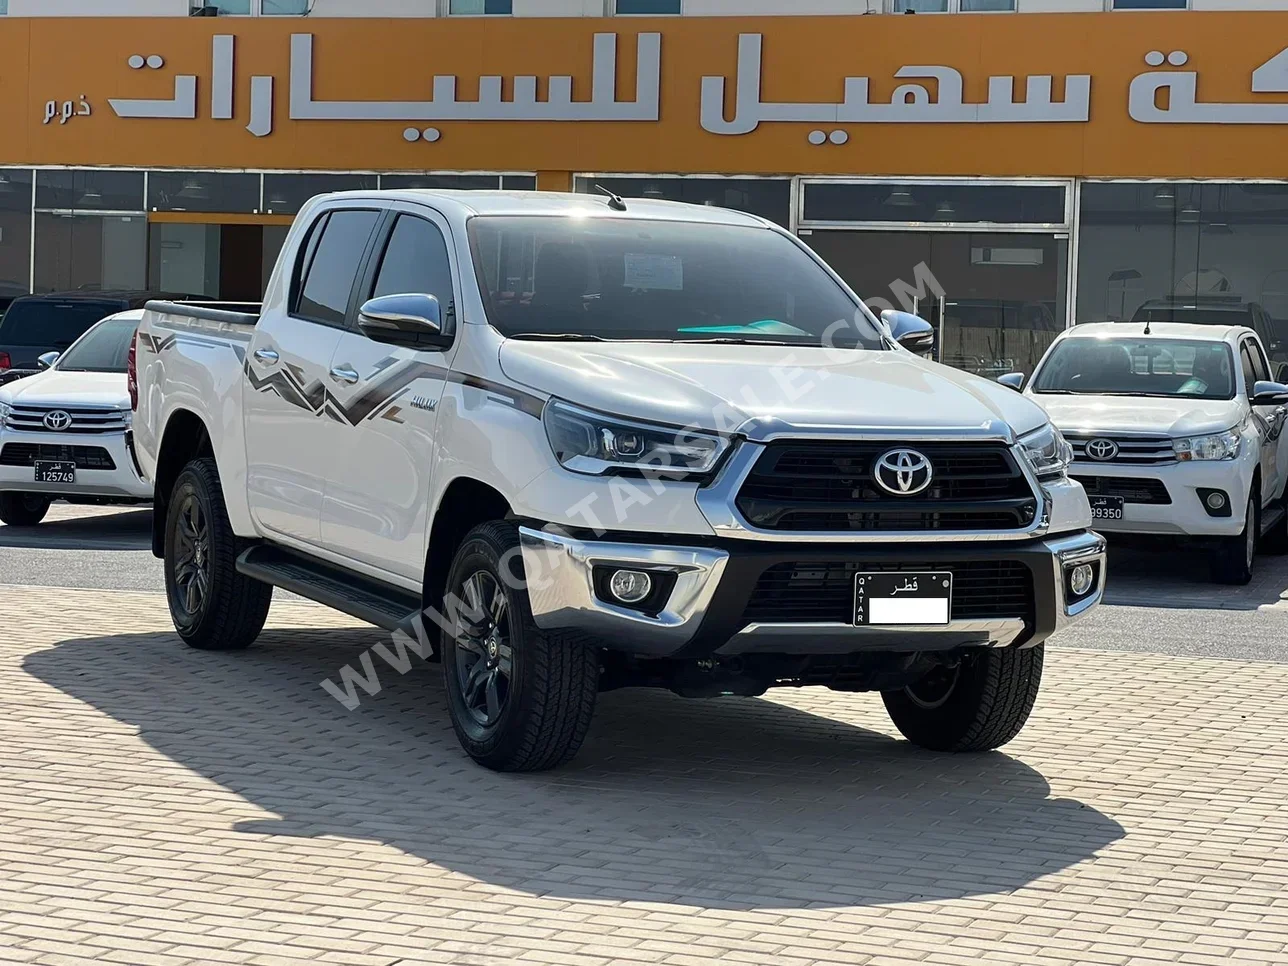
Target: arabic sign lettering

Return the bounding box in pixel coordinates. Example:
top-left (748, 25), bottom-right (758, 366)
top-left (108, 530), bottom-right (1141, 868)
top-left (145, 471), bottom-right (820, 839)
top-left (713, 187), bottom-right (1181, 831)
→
top-left (9, 13), bottom-right (1288, 178)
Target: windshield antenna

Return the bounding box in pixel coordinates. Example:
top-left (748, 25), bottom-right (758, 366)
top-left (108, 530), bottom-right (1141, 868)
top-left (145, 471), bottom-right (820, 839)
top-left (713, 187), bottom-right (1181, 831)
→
top-left (594, 184), bottom-right (628, 212)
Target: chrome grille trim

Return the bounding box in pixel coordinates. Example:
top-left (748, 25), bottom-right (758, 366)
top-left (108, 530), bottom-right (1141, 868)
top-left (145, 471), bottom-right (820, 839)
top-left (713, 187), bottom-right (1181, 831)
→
top-left (3, 404), bottom-right (129, 435)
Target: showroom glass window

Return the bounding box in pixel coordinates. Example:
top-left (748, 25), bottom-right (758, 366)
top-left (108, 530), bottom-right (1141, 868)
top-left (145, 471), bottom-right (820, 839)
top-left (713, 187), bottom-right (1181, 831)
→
top-left (0, 169), bottom-right (32, 299)
top-left (1076, 183), bottom-right (1288, 362)
top-left (33, 170), bottom-right (147, 294)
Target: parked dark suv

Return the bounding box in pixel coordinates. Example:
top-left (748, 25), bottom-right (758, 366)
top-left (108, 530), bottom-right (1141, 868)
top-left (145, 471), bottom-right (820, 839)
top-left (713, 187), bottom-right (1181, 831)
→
top-left (1128, 296), bottom-right (1285, 364)
top-left (0, 291), bottom-right (200, 385)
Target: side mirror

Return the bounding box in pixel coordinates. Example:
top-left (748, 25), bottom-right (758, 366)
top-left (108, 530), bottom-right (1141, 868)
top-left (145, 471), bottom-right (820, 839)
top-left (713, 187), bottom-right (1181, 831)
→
top-left (880, 309), bottom-right (935, 358)
top-left (996, 372), bottom-right (1026, 391)
top-left (36, 351), bottom-right (60, 370)
top-left (357, 293), bottom-right (450, 351)
top-left (1252, 380), bottom-right (1288, 406)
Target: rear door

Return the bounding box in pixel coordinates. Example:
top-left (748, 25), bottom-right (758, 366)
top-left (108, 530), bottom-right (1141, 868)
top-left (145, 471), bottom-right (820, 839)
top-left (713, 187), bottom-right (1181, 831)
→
top-left (319, 206), bottom-right (458, 580)
top-left (243, 206), bottom-right (382, 545)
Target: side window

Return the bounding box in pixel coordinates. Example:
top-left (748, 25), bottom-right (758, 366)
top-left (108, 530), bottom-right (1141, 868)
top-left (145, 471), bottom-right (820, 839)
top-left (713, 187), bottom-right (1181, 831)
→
top-left (370, 215), bottom-right (455, 318)
top-left (294, 209), bottom-right (381, 326)
top-left (1241, 343), bottom-right (1261, 397)
top-left (1249, 340), bottom-right (1271, 383)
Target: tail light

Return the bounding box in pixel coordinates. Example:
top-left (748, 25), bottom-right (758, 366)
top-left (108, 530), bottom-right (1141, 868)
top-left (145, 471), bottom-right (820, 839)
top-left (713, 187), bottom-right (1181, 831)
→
top-left (0, 351), bottom-right (10, 372)
top-left (127, 334), bottom-right (139, 411)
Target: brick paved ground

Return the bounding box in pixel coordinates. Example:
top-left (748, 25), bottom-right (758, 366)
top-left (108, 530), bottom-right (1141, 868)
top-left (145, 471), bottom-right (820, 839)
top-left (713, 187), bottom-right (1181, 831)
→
top-left (1, 584), bottom-right (1286, 966)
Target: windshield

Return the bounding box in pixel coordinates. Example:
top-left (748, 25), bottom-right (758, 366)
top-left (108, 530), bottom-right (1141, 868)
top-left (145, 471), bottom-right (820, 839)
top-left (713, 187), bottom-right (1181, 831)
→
top-left (0, 299), bottom-right (124, 348)
top-left (55, 317), bottom-right (139, 373)
top-left (1033, 338), bottom-right (1236, 400)
top-left (468, 215), bottom-right (884, 348)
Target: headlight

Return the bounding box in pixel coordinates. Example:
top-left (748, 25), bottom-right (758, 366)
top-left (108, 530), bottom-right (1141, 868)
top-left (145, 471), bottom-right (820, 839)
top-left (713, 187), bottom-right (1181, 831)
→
top-left (1174, 428), bottom-right (1241, 462)
top-left (1018, 422), bottom-right (1073, 479)
top-left (544, 399), bottom-right (730, 478)
top-left (0, 400), bottom-right (9, 422)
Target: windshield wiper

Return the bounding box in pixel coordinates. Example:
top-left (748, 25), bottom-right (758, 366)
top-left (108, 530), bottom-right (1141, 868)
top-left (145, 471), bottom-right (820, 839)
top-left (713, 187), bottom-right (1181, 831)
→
top-left (509, 332), bottom-right (607, 342)
top-left (682, 337), bottom-right (800, 346)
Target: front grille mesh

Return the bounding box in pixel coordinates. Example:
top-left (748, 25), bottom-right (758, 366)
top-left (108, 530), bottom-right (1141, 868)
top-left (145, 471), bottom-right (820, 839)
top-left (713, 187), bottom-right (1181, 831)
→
top-left (744, 559), bottom-right (1034, 625)
top-left (735, 441), bottom-right (1037, 532)
top-left (0, 443), bottom-right (116, 470)
top-left (1073, 475), bottom-right (1171, 505)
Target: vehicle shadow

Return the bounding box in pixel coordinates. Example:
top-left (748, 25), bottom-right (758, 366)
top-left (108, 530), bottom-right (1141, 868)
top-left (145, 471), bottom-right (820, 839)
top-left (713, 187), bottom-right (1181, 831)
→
top-left (25, 625), bottom-right (1124, 910)
top-left (0, 506), bottom-right (151, 551)
top-left (1103, 541), bottom-right (1288, 610)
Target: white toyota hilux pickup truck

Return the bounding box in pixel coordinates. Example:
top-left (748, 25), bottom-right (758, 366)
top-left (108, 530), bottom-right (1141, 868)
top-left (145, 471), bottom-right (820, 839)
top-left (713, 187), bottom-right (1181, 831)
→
top-left (1011, 321), bottom-right (1288, 584)
top-left (133, 189), bottom-right (1103, 772)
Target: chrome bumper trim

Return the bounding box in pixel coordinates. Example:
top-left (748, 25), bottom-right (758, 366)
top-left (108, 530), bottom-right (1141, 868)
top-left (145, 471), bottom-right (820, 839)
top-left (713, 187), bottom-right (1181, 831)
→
top-left (519, 527), bottom-right (729, 651)
top-left (1047, 529), bottom-right (1108, 626)
top-left (720, 618), bottom-right (1026, 655)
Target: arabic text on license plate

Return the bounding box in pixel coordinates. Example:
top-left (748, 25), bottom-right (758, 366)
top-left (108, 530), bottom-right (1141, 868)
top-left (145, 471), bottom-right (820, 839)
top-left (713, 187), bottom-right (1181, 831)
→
top-left (854, 572), bottom-right (952, 626)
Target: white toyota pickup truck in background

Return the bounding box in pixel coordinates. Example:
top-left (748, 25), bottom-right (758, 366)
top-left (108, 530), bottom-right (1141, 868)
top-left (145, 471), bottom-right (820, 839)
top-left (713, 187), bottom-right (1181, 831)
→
top-left (133, 189), bottom-right (1103, 772)
top-left (1010, 321), bottom-right (1288, 584)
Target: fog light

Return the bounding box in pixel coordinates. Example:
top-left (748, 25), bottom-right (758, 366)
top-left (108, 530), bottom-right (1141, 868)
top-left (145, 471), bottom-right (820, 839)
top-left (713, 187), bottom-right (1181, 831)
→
top-left (1069, 563), bottom-right (1095, 598)
top-left (1206, 491), bottom-right (1227, 511)
top-left (608, 569), bottom-right (652, 604)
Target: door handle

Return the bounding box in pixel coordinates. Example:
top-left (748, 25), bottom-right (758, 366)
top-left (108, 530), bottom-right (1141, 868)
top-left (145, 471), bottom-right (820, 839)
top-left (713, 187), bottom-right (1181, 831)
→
top-left (329, 365), bottom-right (360, 385)
top-left (252, 348), bottom-right (279, 365)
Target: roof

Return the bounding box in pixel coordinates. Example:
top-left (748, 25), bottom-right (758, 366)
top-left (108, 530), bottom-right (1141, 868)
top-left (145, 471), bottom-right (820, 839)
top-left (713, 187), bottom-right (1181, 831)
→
top-left (9, 290), bottom-right (203, 306)
top-left (309, 189), bottom-right (774, 228)
top-left (1063, 321), bottom-right (1251, 343)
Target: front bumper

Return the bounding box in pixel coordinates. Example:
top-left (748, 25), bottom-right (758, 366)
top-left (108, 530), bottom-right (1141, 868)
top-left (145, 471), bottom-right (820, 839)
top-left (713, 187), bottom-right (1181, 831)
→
top-left (1071, 458), bottom-right (1253, 537)
top-left (0, 429), bottom-right (152, 500)
top-left (520, 526), bottom-right (1105, 659)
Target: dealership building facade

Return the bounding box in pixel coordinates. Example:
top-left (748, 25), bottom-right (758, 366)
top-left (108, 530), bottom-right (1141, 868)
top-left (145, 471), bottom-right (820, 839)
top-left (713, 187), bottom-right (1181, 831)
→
top-left (2, 3), bottom-right (1288, 375)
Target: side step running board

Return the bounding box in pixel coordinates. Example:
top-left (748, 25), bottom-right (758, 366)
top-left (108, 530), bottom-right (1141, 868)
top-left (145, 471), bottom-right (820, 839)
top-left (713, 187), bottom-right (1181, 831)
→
top-left (236, 544), bottom-right (423, 633)
top-left (1262, 504), bottom-right (1286, 537)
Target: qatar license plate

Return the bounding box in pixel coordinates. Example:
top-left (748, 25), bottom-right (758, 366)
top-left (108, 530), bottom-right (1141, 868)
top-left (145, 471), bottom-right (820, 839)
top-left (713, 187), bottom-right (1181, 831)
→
top-left (854, 572), bottom-right (952, 626)
top-left (1090, 496), bottom-right (1124, 521)
top-left (34, 460), bottom-right (75, 484)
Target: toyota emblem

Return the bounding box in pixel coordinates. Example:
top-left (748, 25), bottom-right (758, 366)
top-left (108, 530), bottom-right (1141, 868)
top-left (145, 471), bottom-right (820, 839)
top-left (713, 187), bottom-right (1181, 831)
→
top-left (873, 448), bottom-right (934, 496)
top-left (42, 410), bottom-right (72, 432)
top-left (1085, 438), bottom-right (1119, 461)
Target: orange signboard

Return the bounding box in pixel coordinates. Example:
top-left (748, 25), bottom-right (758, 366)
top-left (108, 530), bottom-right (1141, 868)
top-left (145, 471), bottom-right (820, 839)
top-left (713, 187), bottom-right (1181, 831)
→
top-left (3, 12), bottom-right (1288, 178)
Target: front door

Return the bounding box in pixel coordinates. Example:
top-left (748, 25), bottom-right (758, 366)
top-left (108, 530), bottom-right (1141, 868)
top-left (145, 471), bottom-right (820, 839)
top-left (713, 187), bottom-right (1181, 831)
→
top-left (804, 230), bottom-right (1068, 378)
top-left (243, 207), bottom-right (382, 545)
top-left (319, 208), bottom-right (458, 582)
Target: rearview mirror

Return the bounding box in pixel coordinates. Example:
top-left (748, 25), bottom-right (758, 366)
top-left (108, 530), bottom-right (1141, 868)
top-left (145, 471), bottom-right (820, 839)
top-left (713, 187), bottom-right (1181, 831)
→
top-left (1277, 363), bottom-right (1288, 384)
top-left (357, 293), bottom-right (450, 351)
top-left (996, 372), bottom-right (1025, 391)
top-left (36, 351), bottom-right (59, 370)
top-left (880, 309), bottom-right (935, 358)
top-left (1252, 380), bottom-right (1288, 407)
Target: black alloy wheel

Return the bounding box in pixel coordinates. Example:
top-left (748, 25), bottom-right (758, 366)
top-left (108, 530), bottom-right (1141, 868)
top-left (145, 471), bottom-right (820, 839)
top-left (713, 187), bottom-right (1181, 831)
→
top-left (171, 493), bottom-right (211, 621)
top-left (453, 570), bottom-right (514, 727)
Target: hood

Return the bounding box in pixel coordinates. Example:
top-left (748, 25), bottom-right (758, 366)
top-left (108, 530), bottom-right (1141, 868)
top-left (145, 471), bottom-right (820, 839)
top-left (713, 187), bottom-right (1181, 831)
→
top-left (498, 342), bottom-right (1050, 438)
top-left (0, 369), bottom-right (129, 408)
top-left (1033, 393), bottom-right (1242, 437)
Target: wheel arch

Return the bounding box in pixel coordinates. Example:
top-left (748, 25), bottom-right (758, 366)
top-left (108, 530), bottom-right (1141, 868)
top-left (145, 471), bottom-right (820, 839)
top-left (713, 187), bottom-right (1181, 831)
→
top-left (151, 409), bottom-right (215, 558)
top-left (422, 476), bottom-right (514, 652)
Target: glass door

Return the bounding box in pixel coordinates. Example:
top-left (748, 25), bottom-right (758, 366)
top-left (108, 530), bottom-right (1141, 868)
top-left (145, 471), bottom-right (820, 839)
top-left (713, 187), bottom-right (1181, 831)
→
top-left (800, 229), bottom-right (1067, 377)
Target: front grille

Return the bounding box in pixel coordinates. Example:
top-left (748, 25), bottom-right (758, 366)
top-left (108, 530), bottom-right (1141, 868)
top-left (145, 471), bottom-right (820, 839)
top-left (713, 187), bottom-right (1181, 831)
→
top-left (735, 441), bottom-right (1037, 532)
top-left (1073, 474), bottom-right (1171, 505)
top-left (0, 443), bottom-right (116, 470)
top-left (4, 404), bottom-right (129, 434)
top-left (744, 560), bottom-right (1034, 625)
top-left (1066, 433), bottom-right (1175, 465)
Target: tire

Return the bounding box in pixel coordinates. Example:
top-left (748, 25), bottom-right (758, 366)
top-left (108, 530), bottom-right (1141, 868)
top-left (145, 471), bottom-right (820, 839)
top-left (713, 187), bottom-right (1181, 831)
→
top-left (882, 644), bottom-right (1044, 752)
top-left (164, 457), bottom-right (272, 651)
top-left (441, 521), bottom-right (599, 772)
top-left (1211, 489), bottom-right (1258, 585)
top-left (0, 493), bottom-right (52, 526)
